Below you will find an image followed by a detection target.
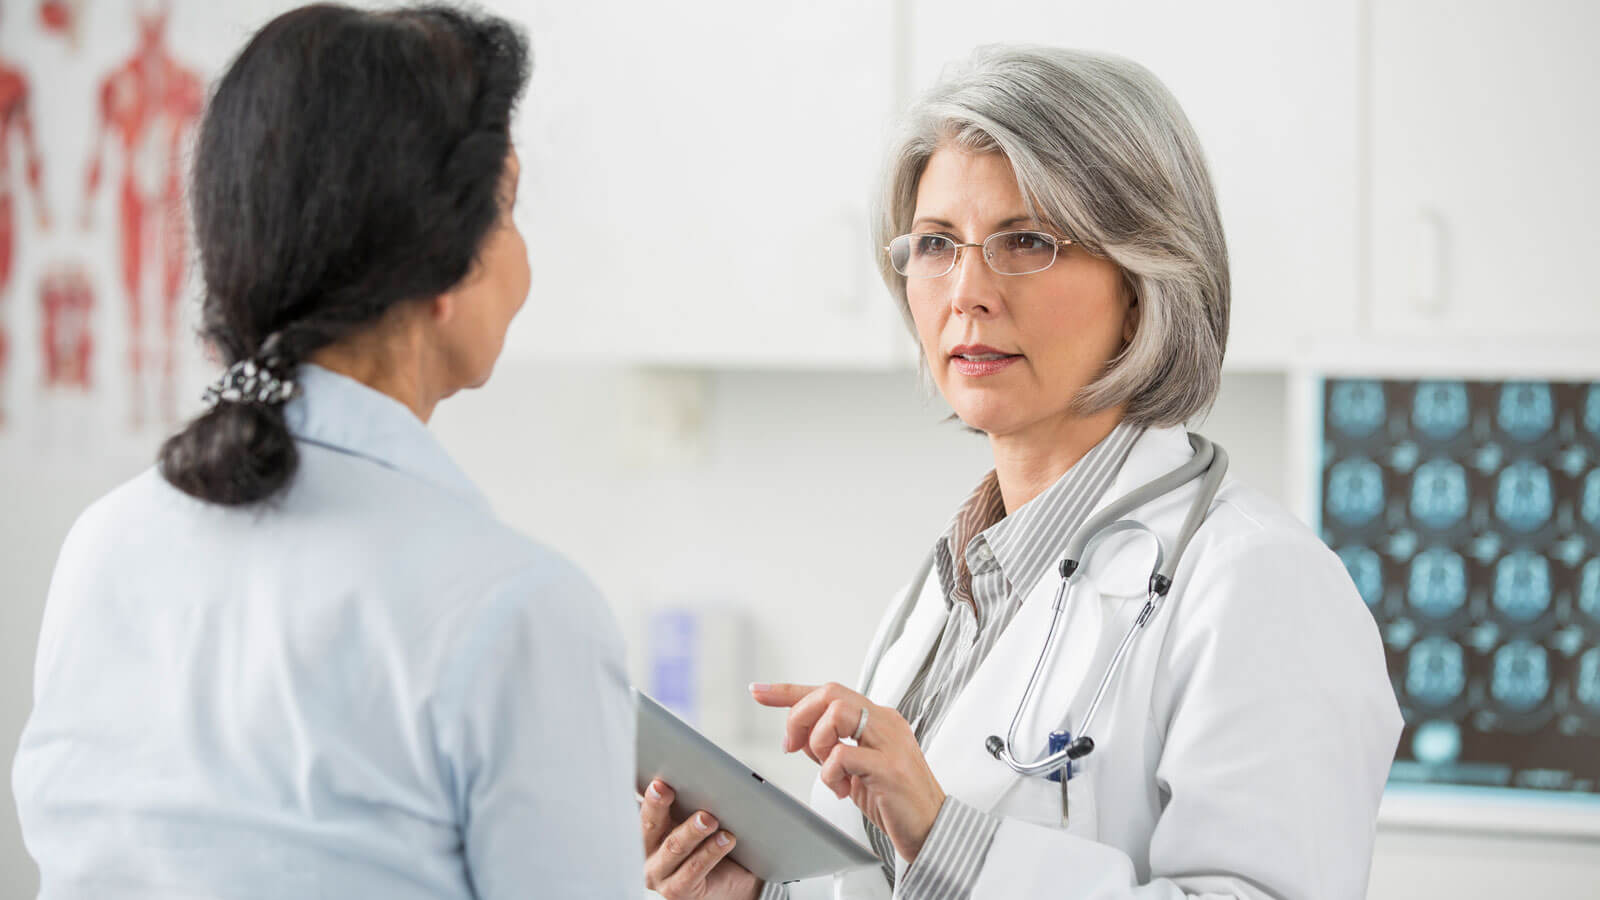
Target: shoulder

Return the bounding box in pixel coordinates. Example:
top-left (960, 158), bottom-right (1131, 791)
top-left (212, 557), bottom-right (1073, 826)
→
top-left (1149, 472), bottom-right (1401, 759)
top-left (1199, 479), bottom-right (1328, 559)
top-left (57, 467), bottom-right (168, 557)
top-left (287, 440), bottom-right (534, 564)
top-left (477, 549), bottom-right (619, 647)
top-left (1169, 475), bottom-right (1375, 647)
top-left (1188, 478), bottom-right (1349, 594)
top-left (280, 448), bottom-right (622, 655)
top-left (45, 466), bottom-right (185, 609)
top-left (431, 546), bottom-right (626, 713)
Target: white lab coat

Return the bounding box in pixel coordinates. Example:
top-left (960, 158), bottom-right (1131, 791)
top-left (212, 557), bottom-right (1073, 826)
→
top-left (800, 425), bottom-right (1402, 900)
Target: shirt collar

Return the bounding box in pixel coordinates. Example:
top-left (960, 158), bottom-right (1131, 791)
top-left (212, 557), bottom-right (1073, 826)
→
top-left (936, 421), bottom-right (1145, 605)
top-left (933, 471), bottom-right (1007, 607)
top-left (282, 364), bottom-right (490, 511)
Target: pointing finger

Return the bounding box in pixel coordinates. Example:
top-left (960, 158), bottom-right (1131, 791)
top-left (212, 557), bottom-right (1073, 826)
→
top-left (749, 682), bottom-right (817, 707)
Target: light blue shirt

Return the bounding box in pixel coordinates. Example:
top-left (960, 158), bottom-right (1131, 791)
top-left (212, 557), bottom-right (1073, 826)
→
top-left (13, 365), bottom-right (642, 899)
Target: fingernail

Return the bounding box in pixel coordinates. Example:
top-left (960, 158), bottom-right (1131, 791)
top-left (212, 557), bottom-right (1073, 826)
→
top-left (646, 783), bottom-right (662, 801)
top-left (716, 832), bottom-right (732, 847)
top-left (696, 813), bottom-right (714, 831)
top-left (749, 682), bottom-right (770, 693)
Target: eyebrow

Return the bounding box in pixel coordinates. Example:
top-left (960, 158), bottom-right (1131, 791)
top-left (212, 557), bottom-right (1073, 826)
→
top-left (911, 214), bottom-right (1040, 232)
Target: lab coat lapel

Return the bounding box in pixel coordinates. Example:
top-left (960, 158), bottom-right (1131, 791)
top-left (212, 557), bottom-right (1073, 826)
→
top-left (918, 426), bottom-right (1195, 815)
top-left (918, 560), bottom-right (1104, 814)
top-left (860, 570), bottom-right (948, 707)
top-left (807, 568), bottom-right (951, 861)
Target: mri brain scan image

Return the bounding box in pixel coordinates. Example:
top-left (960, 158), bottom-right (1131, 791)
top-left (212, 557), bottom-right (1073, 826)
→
top-left (1578, 648), bottom-right (1600, 713)
top-left (1321, 378), bottom-right (1600, 796)
top-left (1329, 380), bottom-right (1386, 438)
top-left (1491, 552), bottom-right (1551, 624)
top-left (1338, 546), bottom-right (1384, 608)
top-left (1411, 458), bottom-right (1470, 530)
top-left (1408, 548), bottom-right (1468, 620)
top-left (1406, 637), bottom-right (1467, 708)
top-left (1327, 458), bottom-right (1385, 527)
top-left (1497, 382), bottom-right (1555, 443)
top-left (1580, 559), bottom-right (1600, 621)
top-left (1584, 470), bottom-right (1600, 532)
top-left (1491, 641), bottom-right (1551, 712)
top-left (1494, 460), bottom-right (1554, 533)
top-left (1413, 381), bottom-right (1471, 441)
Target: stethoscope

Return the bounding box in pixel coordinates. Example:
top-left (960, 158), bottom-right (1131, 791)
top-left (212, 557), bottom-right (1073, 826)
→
top-left (858, 433), bottom-right (1228, 784)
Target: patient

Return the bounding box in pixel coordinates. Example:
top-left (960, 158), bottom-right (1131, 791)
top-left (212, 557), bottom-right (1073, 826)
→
top-left (12, 5), bottom-right (641, 898)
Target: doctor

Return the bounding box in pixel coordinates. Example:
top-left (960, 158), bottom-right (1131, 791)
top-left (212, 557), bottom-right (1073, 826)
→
top-left (643, 46), bottom-right (1401, 899)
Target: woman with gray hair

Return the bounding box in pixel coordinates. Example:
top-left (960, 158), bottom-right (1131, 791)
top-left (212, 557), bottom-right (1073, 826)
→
top-left (641, 46), bottom-right (1400, 900)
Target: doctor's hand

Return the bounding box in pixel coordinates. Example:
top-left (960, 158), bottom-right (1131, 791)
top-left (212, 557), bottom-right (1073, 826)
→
top-left (640, 779), bottom-right (761, 900)
top-left (751, 682), bottom-right (946, 865)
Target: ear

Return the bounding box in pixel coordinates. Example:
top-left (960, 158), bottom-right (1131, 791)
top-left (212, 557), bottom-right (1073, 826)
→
top-left (427, 292), bottom-right (455, 326)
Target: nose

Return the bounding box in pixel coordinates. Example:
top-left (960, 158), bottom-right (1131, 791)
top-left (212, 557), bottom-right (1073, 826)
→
top-left (948, 243), bottom-right (1002, 319)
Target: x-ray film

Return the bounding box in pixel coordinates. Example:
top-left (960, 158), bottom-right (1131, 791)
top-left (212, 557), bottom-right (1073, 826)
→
top-left (1316, 378), bottom-right (1600, 795)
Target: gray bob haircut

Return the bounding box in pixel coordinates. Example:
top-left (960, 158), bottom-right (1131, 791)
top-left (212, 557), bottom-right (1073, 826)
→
top-left (876, 45), bottom-right (1230, 427)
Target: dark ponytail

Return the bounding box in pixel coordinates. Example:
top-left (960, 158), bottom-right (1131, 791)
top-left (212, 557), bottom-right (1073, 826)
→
top-left (158, 3), bottom-right (530, 506)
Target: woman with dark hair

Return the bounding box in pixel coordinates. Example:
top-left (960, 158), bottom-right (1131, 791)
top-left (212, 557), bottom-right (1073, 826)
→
top-left (12, 5), bottom-right (640, 897)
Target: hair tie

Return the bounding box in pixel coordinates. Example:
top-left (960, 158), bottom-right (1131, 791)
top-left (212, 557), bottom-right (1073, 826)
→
top-left (201, 351), bottom-right (298, 409)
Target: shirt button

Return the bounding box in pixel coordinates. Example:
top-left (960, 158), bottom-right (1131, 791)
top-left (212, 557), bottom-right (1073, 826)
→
top-left (972, 543), bottom-right (993, 563)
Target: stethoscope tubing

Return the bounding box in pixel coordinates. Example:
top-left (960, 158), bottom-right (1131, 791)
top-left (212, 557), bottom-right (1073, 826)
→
top-left (988, 434), bottom-right (1230, 779)
top-left (857, 433), bottom-right (1230, 783)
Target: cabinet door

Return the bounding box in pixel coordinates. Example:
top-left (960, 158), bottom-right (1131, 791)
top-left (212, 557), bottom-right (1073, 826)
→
top-left (1370, 0), bottom-right (1600, 341)
top-left (909, 0), bottom-right (1362, 371)
top-left (500, 0), bottom-right (909, 369)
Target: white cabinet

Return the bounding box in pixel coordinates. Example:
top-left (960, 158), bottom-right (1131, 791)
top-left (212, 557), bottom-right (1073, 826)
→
top-left (907, 0), bottom-right (1364, 371)
top-left (1368, 0), bottom-right (1600, 343)
top-left (500, 0), bottom-right (911, 369)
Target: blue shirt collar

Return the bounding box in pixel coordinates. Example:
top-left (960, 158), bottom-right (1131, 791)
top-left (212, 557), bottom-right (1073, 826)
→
top-left (282, 364), bottom-right (490, 511)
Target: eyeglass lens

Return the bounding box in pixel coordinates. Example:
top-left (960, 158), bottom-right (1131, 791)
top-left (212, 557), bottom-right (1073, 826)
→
top-left (889, 231), bottom-right (1059, 278)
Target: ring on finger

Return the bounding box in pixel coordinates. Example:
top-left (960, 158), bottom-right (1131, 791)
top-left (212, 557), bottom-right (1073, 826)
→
top-left (852, 705), bottom-right (869, 742)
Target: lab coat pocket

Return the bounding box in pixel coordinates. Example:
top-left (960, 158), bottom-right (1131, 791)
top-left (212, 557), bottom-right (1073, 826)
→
top-left (993, 770), bottom-right (1100, 842)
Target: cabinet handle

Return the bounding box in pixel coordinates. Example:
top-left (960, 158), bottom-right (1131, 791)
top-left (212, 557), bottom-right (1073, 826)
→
top-left (1409, 211), bottom-right (1448, 317)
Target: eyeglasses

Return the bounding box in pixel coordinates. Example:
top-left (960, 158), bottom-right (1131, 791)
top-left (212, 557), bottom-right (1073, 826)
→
top-left (885, 230), bottom-right (1073, 278)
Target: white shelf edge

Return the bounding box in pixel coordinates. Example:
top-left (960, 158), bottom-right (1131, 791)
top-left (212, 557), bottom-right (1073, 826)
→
top-left (1379, 784), bottom-right (1600, 841)
top-left (1290, 336), bottom-right (1600, 381)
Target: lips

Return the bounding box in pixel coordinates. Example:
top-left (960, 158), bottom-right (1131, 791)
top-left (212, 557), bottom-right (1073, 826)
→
top-left (948, 344), bottom-right (1022, 377)
top-left (948, 343), bottom-right (1020, 361)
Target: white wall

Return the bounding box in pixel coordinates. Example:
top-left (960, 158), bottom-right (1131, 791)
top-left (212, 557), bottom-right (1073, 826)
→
top-left (8, 366), bottom-right (1598, 897)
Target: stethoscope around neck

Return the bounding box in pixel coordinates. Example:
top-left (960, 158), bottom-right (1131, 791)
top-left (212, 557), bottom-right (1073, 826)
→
top-left (983, 433), bottom-right (1228, 779)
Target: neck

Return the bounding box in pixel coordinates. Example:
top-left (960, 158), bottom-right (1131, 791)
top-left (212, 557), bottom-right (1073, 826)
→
top-left (988, 405), bottom-right (1126, 514)
top-left (308, 318), bottom-right (444, 423)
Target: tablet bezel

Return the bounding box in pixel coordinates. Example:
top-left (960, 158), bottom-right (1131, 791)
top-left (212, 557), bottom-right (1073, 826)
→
top-left (634, 689), bottom-right (881, 884)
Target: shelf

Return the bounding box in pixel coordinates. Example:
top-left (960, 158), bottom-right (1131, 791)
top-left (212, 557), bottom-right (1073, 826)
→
top-left (1380, 784), bottom-right (1600, 841)
top-left (1289, 337), bottom-right (1600, 382)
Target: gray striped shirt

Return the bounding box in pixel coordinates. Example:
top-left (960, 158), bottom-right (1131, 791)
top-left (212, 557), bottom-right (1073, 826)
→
top-left (761, 422), bottom-right (1142, 900)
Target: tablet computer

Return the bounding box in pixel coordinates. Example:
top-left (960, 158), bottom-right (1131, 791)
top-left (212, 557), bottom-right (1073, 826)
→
top-left (634, 689), bottom-right (881, 884)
